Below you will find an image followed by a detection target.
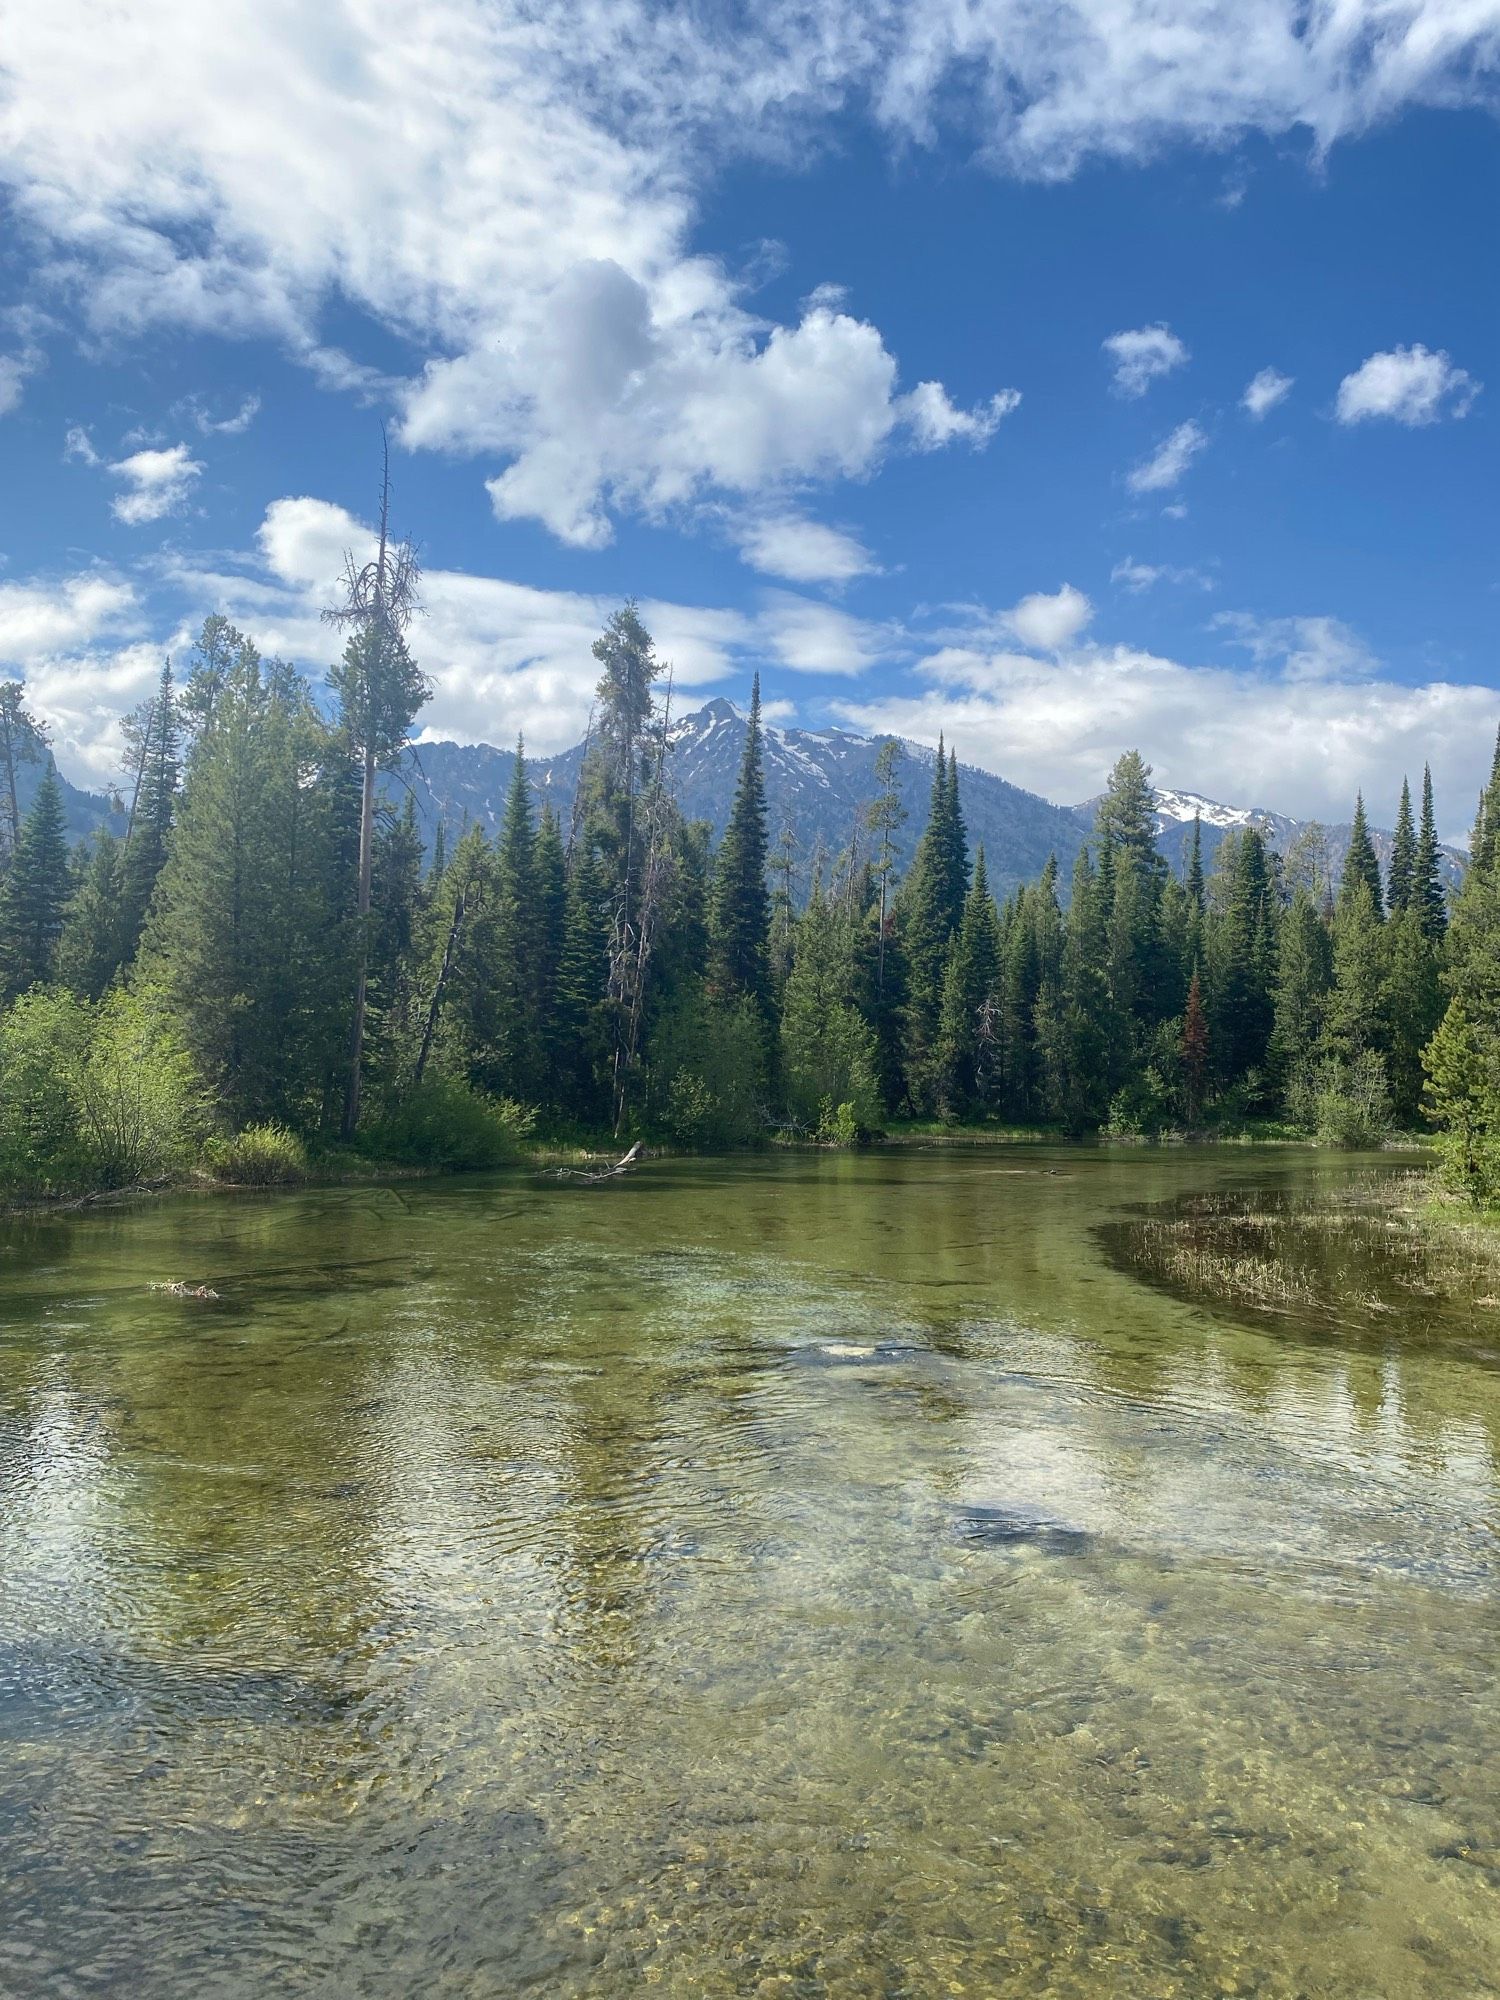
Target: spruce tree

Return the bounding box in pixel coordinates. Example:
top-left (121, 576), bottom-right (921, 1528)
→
top-left (1386, 778), bottom-right (1417, 915)
top-left (1269, 889), bottom-right (1331, 1106)
top-left (118, 658), bottom-right (180, 961)
top-left (1341, 793), bottom-right (1384, 917)
top-left (57, 830), bottom-right (128, 999)
top-left (1326, 878), bottom-right (1384, 1060)
top-left (1415, 765), bottom-right (1446, 940)
top-left (935, 847), bottom-right (1003, 1120)
top-left (1181, 970), bottom-right (1210, 1124)
top-left (709, 675), bottom-right (771, 1007)
top-left (899, 740), bottom-right (969, 1110)
top-left (0, 677), bottom-right (49, 867)
top-left (0, 768), bottom-right (71, 998)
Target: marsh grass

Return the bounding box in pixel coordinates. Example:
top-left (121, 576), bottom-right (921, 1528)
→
top-left (1115, 1173), bottom-right (1500, 1331)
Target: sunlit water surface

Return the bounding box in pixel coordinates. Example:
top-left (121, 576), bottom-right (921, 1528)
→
top-left (2, 1147), bottom-right (1498, 1998)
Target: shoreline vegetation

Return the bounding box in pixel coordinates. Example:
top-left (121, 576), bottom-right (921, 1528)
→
top-left (3, 502), bottom-right (1500, 1221)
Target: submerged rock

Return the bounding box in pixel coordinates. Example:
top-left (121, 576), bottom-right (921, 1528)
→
top-left (790, 1339), bottom-right (929, 1366)
top-left (951, 1503), bottom-right (1092, 1554)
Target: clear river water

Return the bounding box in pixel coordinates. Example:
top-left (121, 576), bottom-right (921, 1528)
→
top-left (1, 1146), bottom-right (1497, 1999)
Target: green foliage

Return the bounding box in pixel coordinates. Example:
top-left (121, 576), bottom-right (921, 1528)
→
top-left (1423, 1000), bottom-right (1500, 1208)
top-left (205, 1123), bottom-right (310, 1186)
top-left (1291, 1052), bottom-right (1392, 1149)
top-left (362, 1077), bottom-right (533, 1171)
top-left (648, 985), bottom-right (766, 1148)
top-left (0, 767), bottom-right (72, 999)
top-left (815, 1099), bottom-right (862, 1148)
top-left (0, 989), bottom-right (203, 1194)
top-left (709, 675), bottom-right (771, 1007)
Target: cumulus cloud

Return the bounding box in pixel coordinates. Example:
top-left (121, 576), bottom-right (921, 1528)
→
top-left (0, 573), bottom-right (138, 664)
top-left (1213, 611), bottom-right (1378, 681)
top-left (1335, 344), bottom-right (1480, 425)
top-left (1004, 584), bottom-right (1094, 650)
top-left (9, 5), bottom-right (1493, 553)
top-left (1103, 324), bottom-right (1188, 397)
top-left (1126, 419), bottom-right (1208, 493)
top-left (900, 380), bottom-right (1021, 448)
top-left (1242, 366), bottom-right (1293, 418)
top-left (733, 513), bottom-right (878, 585)
top-left (756, 591), bottom-right (894, 677)
top-left (107, 442), bottom-right (204, 525)
top-left (835, 629), bottom-right (1500, 835)
top-left (186, 392), bottom-right (261, 435)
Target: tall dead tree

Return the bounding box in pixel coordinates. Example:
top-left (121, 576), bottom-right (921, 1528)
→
top-left (323, 434), bottom-right (429, 1137)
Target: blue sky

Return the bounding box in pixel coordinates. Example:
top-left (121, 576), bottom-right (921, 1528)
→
top-left (0, 1), bottom-right (1496, 835)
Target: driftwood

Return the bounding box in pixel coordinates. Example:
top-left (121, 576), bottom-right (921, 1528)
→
top-left (551, 1142), bottom-right (643, 1185)
top-left (150, 1281), bottom-right (221, 1300)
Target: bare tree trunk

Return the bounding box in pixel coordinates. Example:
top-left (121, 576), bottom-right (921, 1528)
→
top-left (343, 743), bottom-right (377, 1138)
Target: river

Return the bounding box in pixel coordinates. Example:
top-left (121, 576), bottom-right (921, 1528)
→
top-left (1, 1147), bottom-right (1497, 1998)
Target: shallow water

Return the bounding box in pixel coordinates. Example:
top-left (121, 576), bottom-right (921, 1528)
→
top-left (1, 1146), bottom-right (1497, 1998)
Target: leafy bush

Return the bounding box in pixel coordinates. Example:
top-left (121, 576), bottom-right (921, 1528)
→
top-left (815, 1098), bottom-right (862, 1149)
top-left (648, 987), bottom-right (766, 1148)
top-left (205, 1123), bottom-right (309, 1185)
top-left (1294, 1051), bottom-right (1392, 1149)
top-left (71, 991), bottom-right (205, 1186)
top-left (362, 1077), bottom-right (533, 1170)
top-left (1423, 999), bottom-right (1500, 1208)
top-left (0, 989), bottom-right (203, 1195)
top-left (781, 999), bottom-right (881, 1134)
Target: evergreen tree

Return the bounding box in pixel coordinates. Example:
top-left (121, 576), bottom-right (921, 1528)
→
top-left (898, 740), bottom-right (969, 1111)
top-left (118, 658), bottom-right (180, 959)
top-left (1415, 765), bottom-right (1447, 940)
top-left (1383, 903), bottom-right (1442, 1125)
top-left (1204, 828), bottom-right (1277, 1091)
top-left (709, 676), bottom-right (771, 1008)
top-left (935, 847), bottom-right (1003, 1119)
top-left (0, 769), bottom-right (71, 999)
top-left (1326, 878), bottom-right (1384, 1060)
top-left (57, 831), bottom-right (128, 999)
top-left (1268, 888), bottom-right (1331, 1105)
top-left (780, 873), bottom-right (880, 1131)
top-left (0, 677), bottom-right (49, 867)
top-left (1181, 969), bottom-right (1210, 1124)
top-left (1386, 778), bottom-right (1417, 915)
top-left (552, 846), bottom-right (612, 1122)
top-left (1341, 793), bottom-right (1384, 917)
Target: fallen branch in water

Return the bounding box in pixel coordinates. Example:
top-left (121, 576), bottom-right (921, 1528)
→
top-left (551, 1142), bottom-right (644, 1185)
top-left (150, 1281), bottom-right (221, 1301)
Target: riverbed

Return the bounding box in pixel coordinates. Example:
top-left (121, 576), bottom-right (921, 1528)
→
top-left (1, 1147), bottom-right (1496, 1997)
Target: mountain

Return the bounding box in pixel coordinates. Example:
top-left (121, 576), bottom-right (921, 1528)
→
top-left (15, 754), bottom-right (125, 845)
top-left (1070, 785), bottom-right (1466, 895)
top-left (394, 699), bottom-right (1088, 902)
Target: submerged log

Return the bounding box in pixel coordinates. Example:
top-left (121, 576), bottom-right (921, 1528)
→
top-left (552, 1142), bottom-right (643, 1185)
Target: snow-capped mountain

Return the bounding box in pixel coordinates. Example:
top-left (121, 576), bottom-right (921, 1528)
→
top-left (381, 701), bottom-right (1464, 901)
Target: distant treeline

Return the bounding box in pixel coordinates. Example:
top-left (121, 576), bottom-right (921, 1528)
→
top-left (2, 583), bottom-right (1499, 1203)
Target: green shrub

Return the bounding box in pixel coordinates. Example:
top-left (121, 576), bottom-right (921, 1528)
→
top-left (0, 990), bottom-right (93, 1193)
top-left (1297, 1051), bottom-right (1392, 1149)
top-left (71, 991), bottom-right (205, 1186)
top-left (815, 1098), bottom-right (862, 1149)
top-left (647, 987), bottom-right (766, 1148)
top-left (205, 1123), bottom-right (309, 1185)
top-left (362, 1078), bottom-right (533, 1170)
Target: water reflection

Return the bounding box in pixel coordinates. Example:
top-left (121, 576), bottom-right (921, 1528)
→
top-left (1, 1148), bottom-right (1498, 1997)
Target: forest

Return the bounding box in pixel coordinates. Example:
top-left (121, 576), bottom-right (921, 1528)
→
top-left (2, 582), bottom-right (1499, 1206)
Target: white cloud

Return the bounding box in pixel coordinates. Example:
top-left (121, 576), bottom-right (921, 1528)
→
top-left (900, 380), bottom-right (1021, 448)
top-left (1335, 344), bottom-right (1480, 425)
top-left (1111, 556), bottom-right (1213, 592)
top-left (27, 5), bottom-right (1496, 553)
top-left (107, 442), bottom-right (204, 525)
top-left (1126, 419), bottom-right (1208, 493)
top-left (188, 392), bottom-right (261, 435)
top-left (0, 573), bottom-right (138, 664)
top-left (63, 424), bottom-right (100, 466)
top-left (1103, 324), bottom-right (1188, 397)
top-left (1213, 611), bottom-right (1377, 682)
top-left (0, 347), bottom-right (42, 416)
top-left (1005, 584), bottom-right (1094, 650)
top-left (835, 632), bottom-right (1500, 835)
top-left (733, 513), bottom-right (878, 586)
top-left (756, 591), bottom-right (893, 677)
top-left (1242, 366), bottom-right (1293, 418)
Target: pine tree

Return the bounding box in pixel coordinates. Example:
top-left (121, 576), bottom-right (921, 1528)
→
top-left (118, 658), bottom-right (180, 960)
top-left (1341, 793), bottom-right (1384, 917)
top-left (1326, 877), bottom-right (1384, 1060)
top-left (1383, 902), bottom-right (1442, 1125)
top-left (709, 676), bottom-right (771, 1007)
top-left (57, 830), bottom-right (128, 999)
top-left (0, 768), bottom-right (71, 998)
top-left (865, 738), bottom-right (907, 1004)
top-left (1386, 778), bottom-right (1417, 915)
top-left (935, 847), bottom-right (1003, 1119)
top-left (899, 740), bottom-right (969, 1110)
top-left (1204, 828), bottom-right (1277, 1090)
top-left (1181, 969), bottom-right (1210, 1124)
top-left (1415, 765), bottom-right (1446, 940)
top-left (0, 677), bottom-right (49, 868)
top-left (1269, 889), bottom-right (1331, 1106)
